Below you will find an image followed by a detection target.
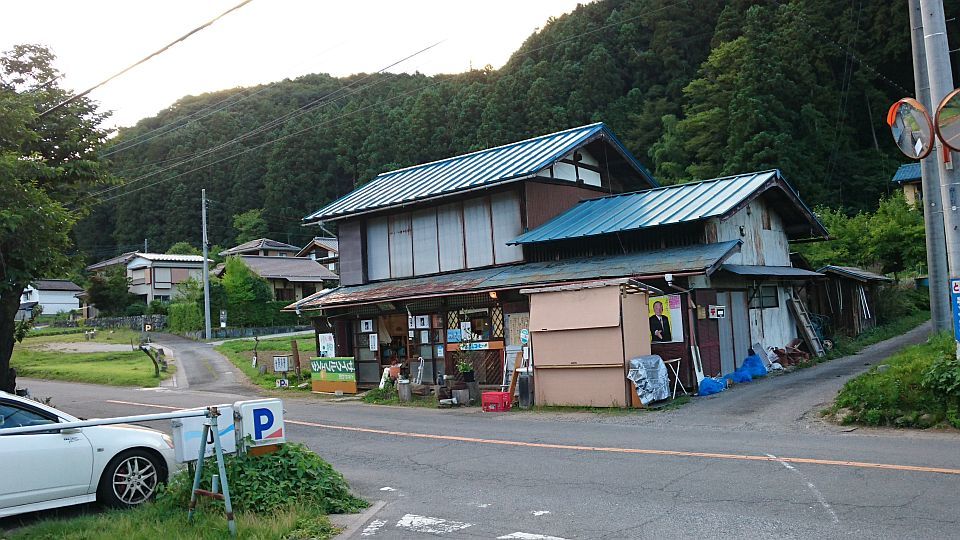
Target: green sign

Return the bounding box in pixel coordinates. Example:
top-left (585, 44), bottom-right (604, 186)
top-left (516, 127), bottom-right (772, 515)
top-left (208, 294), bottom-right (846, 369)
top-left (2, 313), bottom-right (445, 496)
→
top-left (311, 357), bottom-right (356, 382)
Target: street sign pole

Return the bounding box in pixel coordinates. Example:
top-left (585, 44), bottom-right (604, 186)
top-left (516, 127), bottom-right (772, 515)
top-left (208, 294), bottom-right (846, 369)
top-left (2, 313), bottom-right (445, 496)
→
top-left (919, 0), bottom-right (960, 357)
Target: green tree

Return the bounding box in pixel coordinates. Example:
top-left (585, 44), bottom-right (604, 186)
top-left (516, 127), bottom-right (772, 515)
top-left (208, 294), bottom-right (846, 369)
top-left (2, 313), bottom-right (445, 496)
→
top-left (166, 241), bottom-right (202, 255)
top-left (232, 208), bottom-right (268, 245)
top-left (1, 44), bottom-right (111, 392)
top-left (221, 257), bottom-right (272, 327)
top-left (87, 267), bottom-right (137, 316)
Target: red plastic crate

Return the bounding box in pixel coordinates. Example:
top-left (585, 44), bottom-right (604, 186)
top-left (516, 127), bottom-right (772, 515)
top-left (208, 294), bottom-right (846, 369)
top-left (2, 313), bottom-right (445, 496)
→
top-left (482, 391), bottom-right (512, 412)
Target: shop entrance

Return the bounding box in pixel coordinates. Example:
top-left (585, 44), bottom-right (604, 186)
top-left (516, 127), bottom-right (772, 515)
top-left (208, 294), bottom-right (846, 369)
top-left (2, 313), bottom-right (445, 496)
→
top-left (377, 314), bottom-right (409, 368)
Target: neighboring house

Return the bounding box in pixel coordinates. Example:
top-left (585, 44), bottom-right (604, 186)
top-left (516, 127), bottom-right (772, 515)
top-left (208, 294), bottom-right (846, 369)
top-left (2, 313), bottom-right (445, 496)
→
top-left (296, 237), bottom-right (339, 274)
top-left (86, 251), bottom-right (137, 275)
top-left (21, 280), bottom-right (83, 314)
top-left (808, 265), bottom-right (893, 337)
top-left (16, 301), bottom-right (38, 321)
top-left (288, 123), bottom-right (829, 401)
top-left (219, 238), bottom-right (300, 258)
top-left (216, 256), bottom-right (338, 301)
top-left (892, 162), bottom-right (921, 208)
top-left (126, 253), bottom-right (207, 303)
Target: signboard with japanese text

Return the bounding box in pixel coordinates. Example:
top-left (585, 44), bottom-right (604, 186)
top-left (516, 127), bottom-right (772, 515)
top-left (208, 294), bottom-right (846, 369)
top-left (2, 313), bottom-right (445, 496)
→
top-left (951, 279), bottom-right (960, 341)
top-left (311, 357), bottom-right (358, 394)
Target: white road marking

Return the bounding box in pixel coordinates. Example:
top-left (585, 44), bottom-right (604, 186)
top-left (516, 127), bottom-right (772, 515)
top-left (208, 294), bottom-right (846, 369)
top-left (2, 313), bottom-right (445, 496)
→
top-left (395, 514), bottom-right (472, 534)
top-left (478, 503), bottom-right (491, 508)
top-left (767, 453), bottom-right (839, 523)
top-left (361, 519), bottom-right (387, 536)
top-left (498, 533), bottom-right (569, 540)
top-left (379, 486), bottom-right (396, 491)
top-left (531, 510), bottom-right (551, 516)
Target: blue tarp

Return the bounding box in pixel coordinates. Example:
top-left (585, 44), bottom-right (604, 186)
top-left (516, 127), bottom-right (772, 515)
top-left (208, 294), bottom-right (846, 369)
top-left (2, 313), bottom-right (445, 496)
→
top-left (698, 377), bottom-right (727, 396)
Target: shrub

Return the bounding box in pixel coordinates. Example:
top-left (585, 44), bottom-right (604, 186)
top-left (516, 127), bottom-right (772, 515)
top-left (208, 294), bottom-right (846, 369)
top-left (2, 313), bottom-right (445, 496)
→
top-left (124, 303), bottom-right (145, 316)
top-left (168, 302), bottom-right (204, 332)
top-left (158, 443), bottom-right (367, 515)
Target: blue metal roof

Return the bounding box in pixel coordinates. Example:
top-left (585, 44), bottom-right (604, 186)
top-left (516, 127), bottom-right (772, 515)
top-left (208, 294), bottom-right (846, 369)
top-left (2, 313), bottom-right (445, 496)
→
top-left (292, 240), bottom-right (740, 311)
top-left (303, 123), bottom-right (657, 222)
top-left (511, 169), bottom-right (825, 244)
top-left (892, 163), bottom-right (921, 183)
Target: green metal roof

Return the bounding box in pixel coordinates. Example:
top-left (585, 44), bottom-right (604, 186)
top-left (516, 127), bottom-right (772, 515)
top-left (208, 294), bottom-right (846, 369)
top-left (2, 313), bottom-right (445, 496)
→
top-left (303, 123), bottom-right (657, 222)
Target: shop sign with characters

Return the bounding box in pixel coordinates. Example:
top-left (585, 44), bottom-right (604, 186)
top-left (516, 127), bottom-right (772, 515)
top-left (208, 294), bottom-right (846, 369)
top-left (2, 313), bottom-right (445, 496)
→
top-left (647, 294), bottom-right (685, 343)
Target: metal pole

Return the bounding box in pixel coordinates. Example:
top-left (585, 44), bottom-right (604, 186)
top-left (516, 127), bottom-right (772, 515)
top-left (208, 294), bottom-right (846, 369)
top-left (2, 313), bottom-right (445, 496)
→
top-left (187, 421), bottom-right (209, 523)
top-left (202, 189), bottom-right (212, 340)
top-left (210, 411), bottom-right (237, 537)
top-left (1, 409), bottom-right (206, 435)
top-left (910, 0), bottom-right (951, 331)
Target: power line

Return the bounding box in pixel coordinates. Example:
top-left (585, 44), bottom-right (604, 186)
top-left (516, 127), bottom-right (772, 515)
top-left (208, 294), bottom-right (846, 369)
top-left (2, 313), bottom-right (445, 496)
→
top-left (91, 0), bottom-right (695, 207)
top-left (103, 39), bottom-right (349, 160)
top-left (85, 41), bottom-right (443, 202)
top-left (41, 0), bottom-right (256, 117)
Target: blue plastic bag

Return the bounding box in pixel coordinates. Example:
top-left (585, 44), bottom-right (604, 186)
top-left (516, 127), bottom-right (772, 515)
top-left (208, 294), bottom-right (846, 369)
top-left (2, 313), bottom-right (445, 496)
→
top-left (698, 377), bottom-right (727, 396)
top-left (723, 368), bottom-right (752, 384)
top-left (741, 354), bottom-right (768, 378)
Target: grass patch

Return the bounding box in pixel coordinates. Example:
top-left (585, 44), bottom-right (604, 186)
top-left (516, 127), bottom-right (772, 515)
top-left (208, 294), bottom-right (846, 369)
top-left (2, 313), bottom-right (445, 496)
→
top-left (8, 504), bottom-right (338, 540)
top-left (361, 381), bottom-right (438, 408)
top-left (10, 443), bottom-right (363, 540)
top-left (215, 336), bottom-right (316, 391)
top-left (11, 348), bottom-right (170, 387)
top-left (827, 332), bottom-right (960, 429)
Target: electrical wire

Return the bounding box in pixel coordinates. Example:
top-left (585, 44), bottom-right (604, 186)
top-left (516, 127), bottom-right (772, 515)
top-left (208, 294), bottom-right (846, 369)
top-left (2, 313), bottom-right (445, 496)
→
top-left (84, 41), bottom-right (443, 203)
top-left (40, 0), bottom-right (256, 117)
top-left (89, 0), bottom-right (696, 208)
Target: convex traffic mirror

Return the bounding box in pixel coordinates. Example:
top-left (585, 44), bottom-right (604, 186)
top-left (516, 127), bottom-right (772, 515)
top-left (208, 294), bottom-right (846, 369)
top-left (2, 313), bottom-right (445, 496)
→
top-left (887, 97), bottom-right (935, 159)
top-left (936, 88), bottom-right (960, 153)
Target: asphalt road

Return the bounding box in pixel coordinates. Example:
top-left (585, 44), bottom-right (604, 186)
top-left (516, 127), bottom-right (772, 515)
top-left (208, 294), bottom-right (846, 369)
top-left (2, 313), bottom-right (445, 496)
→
top-left (7, 323), bottom-right (960, 539)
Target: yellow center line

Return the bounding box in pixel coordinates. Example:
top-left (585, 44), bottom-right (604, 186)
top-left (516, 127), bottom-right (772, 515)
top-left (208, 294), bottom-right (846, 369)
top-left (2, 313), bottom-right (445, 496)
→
top-left (105, 399), bottom-right (960, 476)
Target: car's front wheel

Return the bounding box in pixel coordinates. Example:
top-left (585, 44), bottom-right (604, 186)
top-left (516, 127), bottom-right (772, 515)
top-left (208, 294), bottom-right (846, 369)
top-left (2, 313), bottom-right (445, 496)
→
top-left (98, 449), bottom-right (164, 508)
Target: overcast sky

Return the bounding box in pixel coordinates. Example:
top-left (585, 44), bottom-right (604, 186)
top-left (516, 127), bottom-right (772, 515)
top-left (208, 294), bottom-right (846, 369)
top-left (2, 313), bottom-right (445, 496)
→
top-left (1, 1), bottom-right (589, 129)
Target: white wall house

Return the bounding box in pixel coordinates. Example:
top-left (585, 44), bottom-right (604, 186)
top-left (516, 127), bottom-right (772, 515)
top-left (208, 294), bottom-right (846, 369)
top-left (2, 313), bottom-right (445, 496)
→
top-left (21, 280), bottom-right (83, 314)
top-left (126, 254), bottom-right (207, 303)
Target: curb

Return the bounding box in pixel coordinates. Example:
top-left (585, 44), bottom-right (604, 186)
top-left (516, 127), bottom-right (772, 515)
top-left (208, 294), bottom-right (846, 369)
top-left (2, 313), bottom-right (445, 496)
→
top-left (331, 500), bottom-right (386, 539)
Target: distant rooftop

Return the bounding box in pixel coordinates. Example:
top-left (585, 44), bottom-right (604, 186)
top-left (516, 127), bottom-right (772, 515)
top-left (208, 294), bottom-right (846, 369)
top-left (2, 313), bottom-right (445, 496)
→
top-left (219, 238), bottom-right (300, 257)
top-left (231, 256), bottom-right (338, 282)
top-left (892, 163), bottom-right (921, 184)
top-left (86, 251), bottom-right (137, 271)
top-left (31, 279), bottom-right (83, 292)
top-left (130, 253), bottom-right (208, 264)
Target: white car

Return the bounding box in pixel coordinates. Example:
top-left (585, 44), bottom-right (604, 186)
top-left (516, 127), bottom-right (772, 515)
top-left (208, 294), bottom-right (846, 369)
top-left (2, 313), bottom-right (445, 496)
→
top-left (0, 391), bottom-right (176, 518)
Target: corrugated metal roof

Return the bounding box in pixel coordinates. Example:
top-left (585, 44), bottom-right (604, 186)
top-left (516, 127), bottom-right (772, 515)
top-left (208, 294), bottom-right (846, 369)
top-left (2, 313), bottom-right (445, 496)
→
top-left (892, 163), bottom-right (921, 183)
top-left (86, 251), bottom-right (136, 271)
top-left (721, 265), bottom-right (824, 279)
top-left (303, 122), bottom-right (657, 222)
top-left (510, 169), bottom-right (825, 244)
top-left (290, 240), bottom-right (740, 311)
top-left (817, 265), bottom-right (893, 282)
top-left (134, 253), bottom-right (208, 263)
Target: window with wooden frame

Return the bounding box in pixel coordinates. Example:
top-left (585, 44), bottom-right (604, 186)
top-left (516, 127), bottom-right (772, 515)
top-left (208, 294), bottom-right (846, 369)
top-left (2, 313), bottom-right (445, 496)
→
top-left (749, 285), bottom-right (779, 309)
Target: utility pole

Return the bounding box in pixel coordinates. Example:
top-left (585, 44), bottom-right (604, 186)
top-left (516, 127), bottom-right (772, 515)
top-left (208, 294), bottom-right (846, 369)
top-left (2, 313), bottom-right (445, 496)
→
top-left (910, 0), bottom-right (951, 331)
top-left (144, 238), bottom-right (148, 253)
top-left (201, 189), bottom-right (212, 340)
top-left (919, 0), bottom-right (960, 355)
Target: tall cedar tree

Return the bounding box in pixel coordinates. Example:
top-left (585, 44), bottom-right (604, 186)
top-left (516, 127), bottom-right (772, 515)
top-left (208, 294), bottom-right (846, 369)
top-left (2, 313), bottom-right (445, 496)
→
top-left (0, 45), bottom-right (111, 392)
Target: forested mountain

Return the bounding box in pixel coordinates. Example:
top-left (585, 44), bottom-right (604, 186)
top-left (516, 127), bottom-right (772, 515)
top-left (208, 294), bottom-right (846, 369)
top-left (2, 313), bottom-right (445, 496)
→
top-left (76, 0), bottom-right (959, 260)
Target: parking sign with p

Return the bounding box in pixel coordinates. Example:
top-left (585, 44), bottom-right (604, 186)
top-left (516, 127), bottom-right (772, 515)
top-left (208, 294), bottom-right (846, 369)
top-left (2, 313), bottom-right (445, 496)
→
top-left (236, 398), bottom-right (285, 447)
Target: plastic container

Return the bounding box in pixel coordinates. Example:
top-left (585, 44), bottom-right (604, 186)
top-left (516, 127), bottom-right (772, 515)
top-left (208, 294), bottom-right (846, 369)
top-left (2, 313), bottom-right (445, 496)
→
top-left (482, 391), bottom-right (512, 412)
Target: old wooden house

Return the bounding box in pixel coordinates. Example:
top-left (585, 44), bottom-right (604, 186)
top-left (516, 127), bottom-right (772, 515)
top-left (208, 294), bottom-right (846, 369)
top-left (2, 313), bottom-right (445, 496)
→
top-left (291, 123), bottom-right (829, 404)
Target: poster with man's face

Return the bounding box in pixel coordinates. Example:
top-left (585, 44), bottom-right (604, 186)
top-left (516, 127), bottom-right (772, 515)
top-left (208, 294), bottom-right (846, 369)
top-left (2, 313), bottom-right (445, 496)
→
top-left (648, 294), bottom-right (684, 343)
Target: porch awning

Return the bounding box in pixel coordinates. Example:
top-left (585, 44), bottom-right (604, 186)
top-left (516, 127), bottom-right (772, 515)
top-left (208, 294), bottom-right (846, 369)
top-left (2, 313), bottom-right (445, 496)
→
top-left (720, 264), bottom-right (824, 279)
top-left (290, 240), bottom-right (742, 312)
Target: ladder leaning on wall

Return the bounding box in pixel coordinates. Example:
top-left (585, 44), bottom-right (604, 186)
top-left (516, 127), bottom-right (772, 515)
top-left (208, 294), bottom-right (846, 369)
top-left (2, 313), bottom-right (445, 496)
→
top-left (788, 294), bottom-right (826, 358)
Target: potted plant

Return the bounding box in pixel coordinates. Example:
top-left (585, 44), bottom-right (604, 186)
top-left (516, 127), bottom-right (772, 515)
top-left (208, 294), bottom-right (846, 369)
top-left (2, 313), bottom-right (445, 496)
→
top-left (456, 356), bottom-right (475, 383)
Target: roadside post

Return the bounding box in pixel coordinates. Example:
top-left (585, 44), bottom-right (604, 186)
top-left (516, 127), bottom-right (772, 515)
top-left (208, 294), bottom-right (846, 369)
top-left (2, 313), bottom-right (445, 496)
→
top-left (291, 339), bottom-right (302, 382)
top-left (187, 406), bottom-right (236, 537)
